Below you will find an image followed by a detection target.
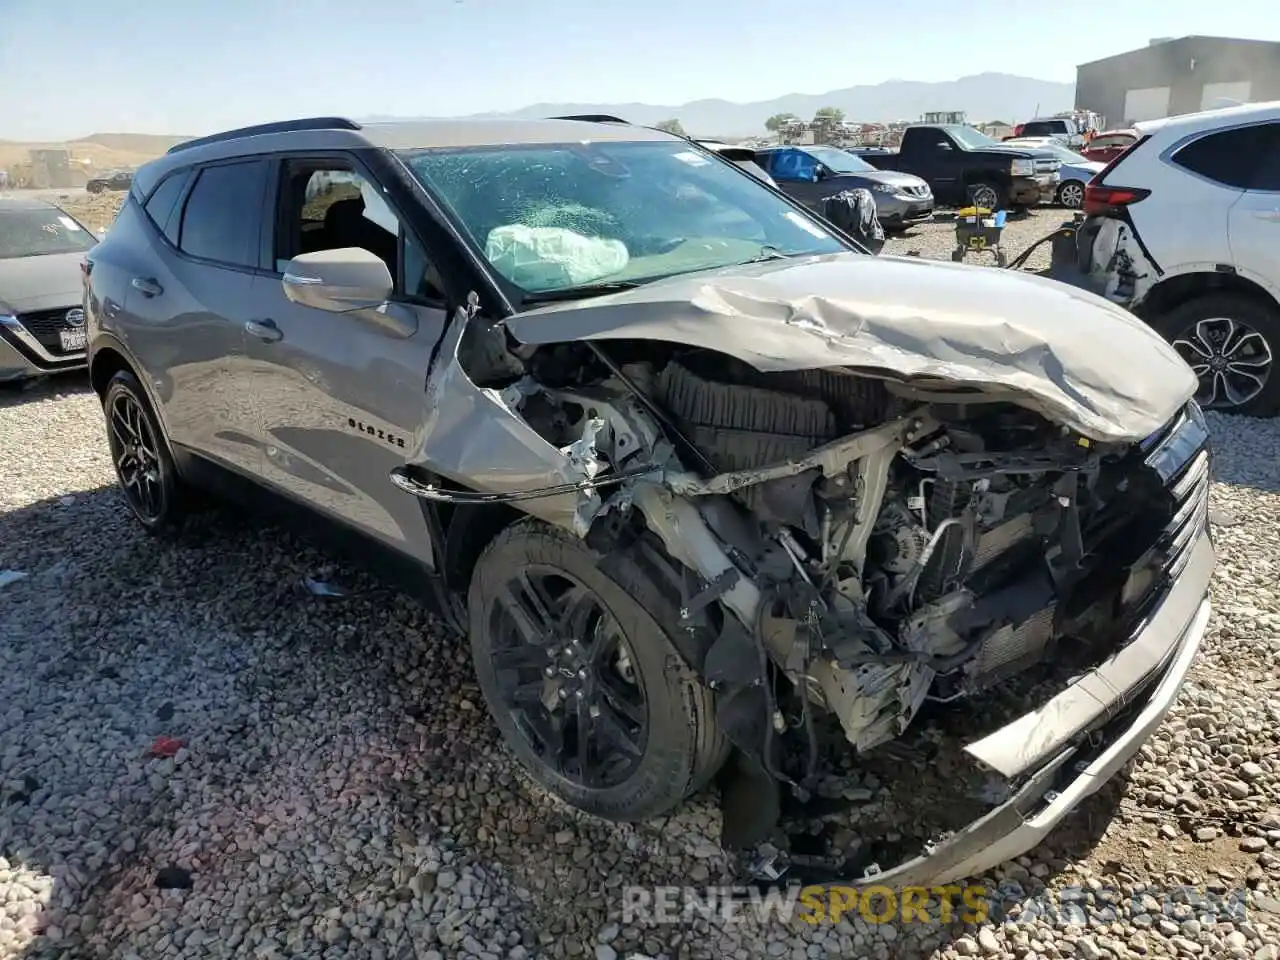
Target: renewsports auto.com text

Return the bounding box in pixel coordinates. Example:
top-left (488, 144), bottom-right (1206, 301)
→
top-left (621, 883), bottom-right (1249, 926)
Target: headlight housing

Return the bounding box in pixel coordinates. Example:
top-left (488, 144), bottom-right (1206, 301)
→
top-left (1010, 158), bottom-right (1035, 177)
top-left (870, 183), bottom-right (896, 194)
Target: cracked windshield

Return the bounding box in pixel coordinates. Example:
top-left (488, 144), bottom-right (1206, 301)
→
top-left (404, 141), bottom-right (842, 296)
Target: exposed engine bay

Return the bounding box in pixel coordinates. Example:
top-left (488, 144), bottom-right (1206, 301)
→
top-left (394, 299), bottom-right (1209, 877)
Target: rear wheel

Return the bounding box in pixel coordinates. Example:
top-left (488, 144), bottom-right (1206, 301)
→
top-left (1057, 180), bottom-right (1085, 209)
top-left (468, 521), bottom-right (727, 821)
top-left (102, 371), bottom-right (189, 531)
top-left (1151, 294), bottom-right (1280, 417)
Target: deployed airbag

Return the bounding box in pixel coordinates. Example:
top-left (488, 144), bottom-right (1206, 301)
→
top-left (485, 225), bottom-right (629, 292)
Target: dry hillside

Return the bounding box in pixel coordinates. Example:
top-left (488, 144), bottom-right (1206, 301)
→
top-left (0, 132), bottom-right (187, 173)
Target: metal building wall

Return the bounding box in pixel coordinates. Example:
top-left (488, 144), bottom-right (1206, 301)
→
top-left (1075, 37), bottom-right (1280, 128)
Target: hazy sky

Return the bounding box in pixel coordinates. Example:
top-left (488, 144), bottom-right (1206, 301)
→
top-left (2, 0), bottom-right (1275, 140)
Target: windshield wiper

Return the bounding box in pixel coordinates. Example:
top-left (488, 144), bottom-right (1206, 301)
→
top-left (741, 244), bottom-right (791, 264)
top-left (522, 280), bottom-right (643, 304)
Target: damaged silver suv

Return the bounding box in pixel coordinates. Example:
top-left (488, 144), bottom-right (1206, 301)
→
top-left (84, 116), bottom-right (1214, 887)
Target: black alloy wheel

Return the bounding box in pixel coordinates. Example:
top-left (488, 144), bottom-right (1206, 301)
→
top-left (468, 521), bottom-right (727, 821)
top-left (102, 371), bottom-right (187, 530)
top-left (487, 567), bottom-right (647, 790)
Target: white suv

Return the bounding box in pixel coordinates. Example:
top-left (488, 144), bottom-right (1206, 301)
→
top-left (1074, 101), bottom-right (1280, 416)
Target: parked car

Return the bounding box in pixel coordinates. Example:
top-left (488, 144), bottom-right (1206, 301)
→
top-left (692, 140), bottom-right (777, 186)
top-left (1013, 117), bottom-right (1085, 148)
top-left (1081, 129), bottom-right (1139, 165)
top-left (852, 124), bottom-right (1060, 210)
top-left (0, 197), bottom-right (97, 384)
top-left (1068, 101), bottom-right (1280, 416)
top-left (1000, 137), bottom-right (1105, 208)
top-left (86, 171), bottom-right (133, 194)
top-left (753, 144), bottom-right (933, 231)
top-left (84, 116), bottom-right (1212, 886)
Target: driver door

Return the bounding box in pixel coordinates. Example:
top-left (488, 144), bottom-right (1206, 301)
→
top-left (245, 154), bottom-right (450, 560)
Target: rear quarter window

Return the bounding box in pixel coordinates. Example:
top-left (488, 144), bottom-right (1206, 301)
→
top-left (178, 160), bottom-right (268, 267)
top-left (144, 170), bottom-right (192, 245)
top-left (1171, 123), bottom-right (1280, 189)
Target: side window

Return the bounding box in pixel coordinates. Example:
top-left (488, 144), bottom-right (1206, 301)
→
top-left (143, 170), bottom-right (190, 245)
top-left (178, 161), bottom-right (267, 267)
top-left (1248, 123), bottom-right (1280, 191)
top-left (907, 133), bottom-right (952, 157)
top-left (275, 161), bottom-right (443, 301)
top-left (772, 149), bottom-right (816, 182)
top-left (1172, 124), bottom-right (1280, 190)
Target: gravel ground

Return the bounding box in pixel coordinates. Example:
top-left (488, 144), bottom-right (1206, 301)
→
top-left (3, 205), bottom-right (1280, 959)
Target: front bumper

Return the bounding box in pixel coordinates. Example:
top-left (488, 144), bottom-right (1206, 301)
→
top-left (0, 313), bottom-right (88, 381)
top-left (1009, 174), bottom-right (1060, 206)
top-left (838, 527), bottom-right (1213, 889)
top-left (879, 195), bottom-right (935, 227)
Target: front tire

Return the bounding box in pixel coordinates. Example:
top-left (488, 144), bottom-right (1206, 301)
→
top-left (468, 521), bottom-right (727, 821)
top-left (102, 371), bottom-right (188, 531)
top-left (1151, 294), bottom-right (1280, 417)
top-left (1057, 180), bottom-right (1085, 209)
top-left (967, 180), bottom-right (1005, 211)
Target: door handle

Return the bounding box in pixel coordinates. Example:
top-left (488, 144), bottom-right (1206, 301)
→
top-left (1252, 209), bottom-right (1280, 222)
top-left (131, 277), bottom-right (163, 297)
top-left (244, 319), bottom-right (283, 343)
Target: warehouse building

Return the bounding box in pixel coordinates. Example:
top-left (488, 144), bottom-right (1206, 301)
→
top-left (1075, 36), bottom-right (1280, 127)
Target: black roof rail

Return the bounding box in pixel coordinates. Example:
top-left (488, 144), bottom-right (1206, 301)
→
top-left (549, 114), bottom-right (630, 124)
top-left (167, 117), bottom-right (361, 155)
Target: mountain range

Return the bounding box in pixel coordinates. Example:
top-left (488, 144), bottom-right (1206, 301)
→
top-left (365, 72), bottom-right (1076, 138)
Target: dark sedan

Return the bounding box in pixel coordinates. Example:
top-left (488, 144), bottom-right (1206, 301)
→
top-left (754, 144), bottom-right (934, 231)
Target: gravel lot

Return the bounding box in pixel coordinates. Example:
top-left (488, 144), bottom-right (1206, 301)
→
top-left (3, 206), bottom-right (1280, 959)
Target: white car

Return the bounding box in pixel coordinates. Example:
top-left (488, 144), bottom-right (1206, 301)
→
top-left (1073, 101), bottom-right (1280, 416)
top-left (1001, 137), bottom-right (1104, 208)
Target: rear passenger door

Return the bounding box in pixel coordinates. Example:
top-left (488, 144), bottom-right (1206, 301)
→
top-left (1225, 122), bottom-right (1280, 291)
top-left (1140, 123), bottom-right (1254, 272)
top-left (245, 154), bottom-right (450, 561)
top-left (122, 158), bottom-right (268, 477)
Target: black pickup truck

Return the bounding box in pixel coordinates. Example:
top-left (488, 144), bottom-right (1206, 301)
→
top-left (854, 124), bottom-right (1061, 210)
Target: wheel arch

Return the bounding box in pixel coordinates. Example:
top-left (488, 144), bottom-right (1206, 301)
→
top-left (89, 344), bottom-right (133, 397)
top-left (440, 499), bottom-right (524, 593)
top-left (90, 340), bottom-right (183, 464)
top-left (1134, 270), bottom-right (1280, 323)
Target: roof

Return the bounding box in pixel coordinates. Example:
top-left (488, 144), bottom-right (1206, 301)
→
top-left (1134, 99), bottom-right (1280, 137)
top-left (1077, 35), bottom-right (1280, 68)
top-left (359, 118), bottom-right (677, 150)
top-left (0, 196), bottom-right (57, 212)
top-left (135, 116), bottom-right (680, 196)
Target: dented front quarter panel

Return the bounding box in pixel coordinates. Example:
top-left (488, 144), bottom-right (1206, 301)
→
top-left (505, 252), bottom-right (1199, 443)
top-left (406, 305), bottom-right (606, 535)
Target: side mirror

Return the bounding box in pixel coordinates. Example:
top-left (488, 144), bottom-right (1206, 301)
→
top-left (812, 164), bottom-right (825, 182)
top-left (282, 247), bottom-right (417, 338)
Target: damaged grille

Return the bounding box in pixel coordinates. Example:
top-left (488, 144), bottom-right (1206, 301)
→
top-left (1142, 405), bottom-right (1211, 585)
top-left (958, 402), bottom-right (1208, 695)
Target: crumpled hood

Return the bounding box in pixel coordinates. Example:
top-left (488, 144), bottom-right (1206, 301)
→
top-left (0, 252), bottom-right (87, 315)
top-left (506, 253), bottom-right (1198, 442)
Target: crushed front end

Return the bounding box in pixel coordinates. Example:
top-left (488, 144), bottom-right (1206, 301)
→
top-left (397, 296), bottom-right (1213, 887)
